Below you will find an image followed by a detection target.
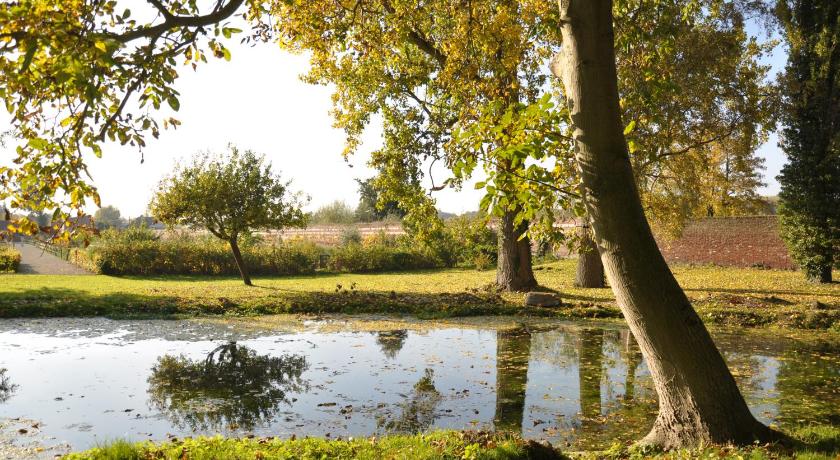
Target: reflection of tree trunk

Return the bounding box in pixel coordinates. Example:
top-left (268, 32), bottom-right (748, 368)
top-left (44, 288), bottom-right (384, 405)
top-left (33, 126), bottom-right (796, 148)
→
top-left (494, 327), bottom-right (531, 433)
top-left (551, 0), bottom-right (776, 448)
top-left (621, 330), bottom-right (643, 403)
top-left (575, 224), bottom-right (605, 288)
top-left (578, 329), bottom-right (603, 420)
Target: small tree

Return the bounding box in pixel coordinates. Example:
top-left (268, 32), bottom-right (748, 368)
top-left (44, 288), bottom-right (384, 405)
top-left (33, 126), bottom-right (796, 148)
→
top-left (94, 205), bottom-right (125, 230)
top-left (355, 178), bottom-right (406, 222)
top-left (310, 201), bottom-right (357, 225)
top-left (150, 146), bottom-right (307, 285)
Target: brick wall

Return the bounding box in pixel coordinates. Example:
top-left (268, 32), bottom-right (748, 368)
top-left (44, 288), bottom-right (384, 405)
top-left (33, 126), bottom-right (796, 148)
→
top-left (656, 216), bottom-right (794, 269)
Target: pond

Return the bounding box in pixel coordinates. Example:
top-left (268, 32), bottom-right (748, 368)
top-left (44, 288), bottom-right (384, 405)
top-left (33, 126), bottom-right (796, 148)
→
top-left (0, 316), bottom-right (837, 458)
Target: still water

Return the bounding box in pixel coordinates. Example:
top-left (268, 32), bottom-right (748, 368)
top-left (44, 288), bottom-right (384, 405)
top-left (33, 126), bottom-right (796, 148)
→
top-left (0, 317), bottom-right (837, 458)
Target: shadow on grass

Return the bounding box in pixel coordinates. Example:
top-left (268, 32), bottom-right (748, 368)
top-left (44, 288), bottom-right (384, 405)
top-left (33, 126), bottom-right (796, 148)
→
top-left (0, 286), bottom-right (623, 321)
top-left (684, 287), bottom-right (840, 299)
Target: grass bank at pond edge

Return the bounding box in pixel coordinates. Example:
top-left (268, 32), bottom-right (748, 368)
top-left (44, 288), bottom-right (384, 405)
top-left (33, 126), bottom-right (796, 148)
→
top-left (1, 260), bottom-right (838, 330)
top-left (63, 426), bottom-right (840, 460)
top-left (64, 431), bottom-right (561, 460)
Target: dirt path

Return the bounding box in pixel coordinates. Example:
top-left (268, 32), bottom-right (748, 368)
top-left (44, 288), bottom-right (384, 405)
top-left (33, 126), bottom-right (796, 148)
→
top-left (11, 243), bottom-right (91, 275)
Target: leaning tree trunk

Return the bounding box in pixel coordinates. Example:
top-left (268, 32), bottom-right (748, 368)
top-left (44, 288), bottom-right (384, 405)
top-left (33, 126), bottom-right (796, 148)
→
top-left (497, 208), bottom-right (538, 291)
top-left (575, 223), bottom-right (605, 288)
top-left (228, 237), bottom-right (252, 286)
top-left (551, 0), bottom-right (778, 448)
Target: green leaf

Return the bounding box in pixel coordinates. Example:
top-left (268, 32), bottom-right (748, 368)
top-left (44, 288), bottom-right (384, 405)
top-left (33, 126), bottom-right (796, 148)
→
top-left (167, 96), bottom-right (180, 111)
top-left (94, 41), bottom-right (108, 53)
top-left (20, 45), bottom-right (37, 73)
top-left (474, 181), bottom-right (486, 190)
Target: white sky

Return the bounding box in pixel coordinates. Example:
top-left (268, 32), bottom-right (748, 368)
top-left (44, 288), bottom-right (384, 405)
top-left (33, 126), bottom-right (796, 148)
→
top-left (0, 24), bottom-right (787, 219)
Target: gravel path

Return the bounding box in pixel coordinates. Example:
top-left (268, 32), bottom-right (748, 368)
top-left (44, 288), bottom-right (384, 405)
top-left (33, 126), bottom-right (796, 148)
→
top-left (11, 243), bottom-right (91, 275)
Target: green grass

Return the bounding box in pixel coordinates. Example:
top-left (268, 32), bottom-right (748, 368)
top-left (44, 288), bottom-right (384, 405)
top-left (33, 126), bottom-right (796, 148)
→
top-left (62, 426), bottom-right (840, 460)
top-left (0, 260), bottom-right (837, 330)
top-left (63, 431), bottom-right (560, 460)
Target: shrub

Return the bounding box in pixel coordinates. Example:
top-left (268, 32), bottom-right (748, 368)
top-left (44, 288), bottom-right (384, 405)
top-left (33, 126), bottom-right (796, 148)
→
top-left (444, 216), bottom-right (498, 268)
top-left (409, 215), bottom-right (498, 269)
top-left (81, 231), bottom-right (321, 276)
top-left (328, 233), bottom-right (439, 272)
top-left (340, 227), bottom-right (362, 246)
top-left (0, 246), bottom-right (21, 272)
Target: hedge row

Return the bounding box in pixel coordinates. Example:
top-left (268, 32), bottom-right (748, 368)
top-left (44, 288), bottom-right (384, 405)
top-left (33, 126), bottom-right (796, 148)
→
top-left (0, 246), bottom-right (21, 273)
top-left (76, 239), bottom-right (321, 276)
top-left (73, 228), bottom-right (447, 276)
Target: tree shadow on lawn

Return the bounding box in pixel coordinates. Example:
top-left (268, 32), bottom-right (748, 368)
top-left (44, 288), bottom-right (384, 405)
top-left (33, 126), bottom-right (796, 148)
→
top-left (116, 267), bottom-right (475, 282)
top-left (0, 286), bottom-right (622, 321)
top-left (683, 286), bottom-right (840, 299)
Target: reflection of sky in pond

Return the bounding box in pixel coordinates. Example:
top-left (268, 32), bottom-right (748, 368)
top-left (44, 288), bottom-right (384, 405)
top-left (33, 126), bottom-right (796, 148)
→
top-left (0, 318), bottom-right (836, 457)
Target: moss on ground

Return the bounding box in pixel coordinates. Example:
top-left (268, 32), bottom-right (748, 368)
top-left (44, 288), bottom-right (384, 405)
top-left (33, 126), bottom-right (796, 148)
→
top-left (0, 260), bottom-right (837, 330)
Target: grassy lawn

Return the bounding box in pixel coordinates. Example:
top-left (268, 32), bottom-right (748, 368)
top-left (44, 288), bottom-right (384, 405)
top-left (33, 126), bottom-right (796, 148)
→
top-left (0, 260), bottom-right (837, 330)
top-left (63, 426), bottom-right (840, 460)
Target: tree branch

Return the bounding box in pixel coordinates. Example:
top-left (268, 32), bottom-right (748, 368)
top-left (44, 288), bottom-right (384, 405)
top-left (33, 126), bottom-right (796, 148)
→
top-left (113, 0), bottom-right (245, 43)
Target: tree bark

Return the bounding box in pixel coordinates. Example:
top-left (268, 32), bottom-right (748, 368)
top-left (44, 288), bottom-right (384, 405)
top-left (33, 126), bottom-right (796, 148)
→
top-left (496, 208), bottom-right (538, 291)
top-left (575, 224), bottom-right (605, 288)
top-left (494, 326), bottom-right (531, 433)
top-left (815, 263), bottom-right (832, 284)
top-left (551, 0), bottom-right (778, 448)
top-left (229, 237), bottom-right (252, 286)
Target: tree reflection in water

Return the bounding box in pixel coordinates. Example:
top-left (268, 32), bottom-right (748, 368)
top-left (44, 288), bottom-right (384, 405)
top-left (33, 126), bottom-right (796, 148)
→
top-left (494, 327), bottom-right (531, 433)
top-left (578, 328), bottom-right (604, 422)
top-left (0, 368), bottom-right (17, 403)
top-left (376, 330), bottom-right (409, 359)
top-left (377, 368), bottom-right (442, 433)
top-left (147, 342), bottom-right (309, 431)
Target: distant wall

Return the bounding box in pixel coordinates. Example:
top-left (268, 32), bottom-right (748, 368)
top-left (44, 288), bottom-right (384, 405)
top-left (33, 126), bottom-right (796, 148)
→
top-left (656, 216), bottom-right (794, 269)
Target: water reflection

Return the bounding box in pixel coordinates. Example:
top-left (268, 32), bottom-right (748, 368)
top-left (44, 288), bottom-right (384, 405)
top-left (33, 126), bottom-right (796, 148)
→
top-left (494, 327), bottom-right (530, 433)
top-left (147, 342), bottom-right (309, 431)
top-left (377, 368), bottom-right (442, 433)
top-left (777, 344), bottom-right (840, 425)
top-left (577, 329), bottom-right (603, 423)
top-left (0, 368), bottom-right (17, 403)
top-left (375, 330), bottom-right (408, 359)
top-left (0, 318), bottom-right (836, 455)
top-left (620, 331), bottom-right (643, 404)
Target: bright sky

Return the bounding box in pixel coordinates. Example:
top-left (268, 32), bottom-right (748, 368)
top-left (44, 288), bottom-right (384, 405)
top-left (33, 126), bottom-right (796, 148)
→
top-left (0, 19), bottom-right (788, 219)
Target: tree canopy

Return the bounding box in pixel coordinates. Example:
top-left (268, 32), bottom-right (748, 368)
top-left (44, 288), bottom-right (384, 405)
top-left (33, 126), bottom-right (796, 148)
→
top-left (93, 205), bottom-right (124, 229)
top-left (150, 145), bottom-right (307, 284)
top-left (776, 0), bottom-right (840, 283)
top-left (0, 0), bottom-right (264, 234)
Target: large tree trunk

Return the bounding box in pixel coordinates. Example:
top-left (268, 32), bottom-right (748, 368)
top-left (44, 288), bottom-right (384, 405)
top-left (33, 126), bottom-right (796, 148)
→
top-left (815, 263), bottom-right (832, 283)
top-left (496, 209), bottom-right (537, 291)
top-left (494, 326), bottom-right (531, 433)
top-left (575, 223), bottom-right (605, 288)
top-left (229, 237), bottom-right (252, 286)
top-left (551, 0), bottom-right (777, 448)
